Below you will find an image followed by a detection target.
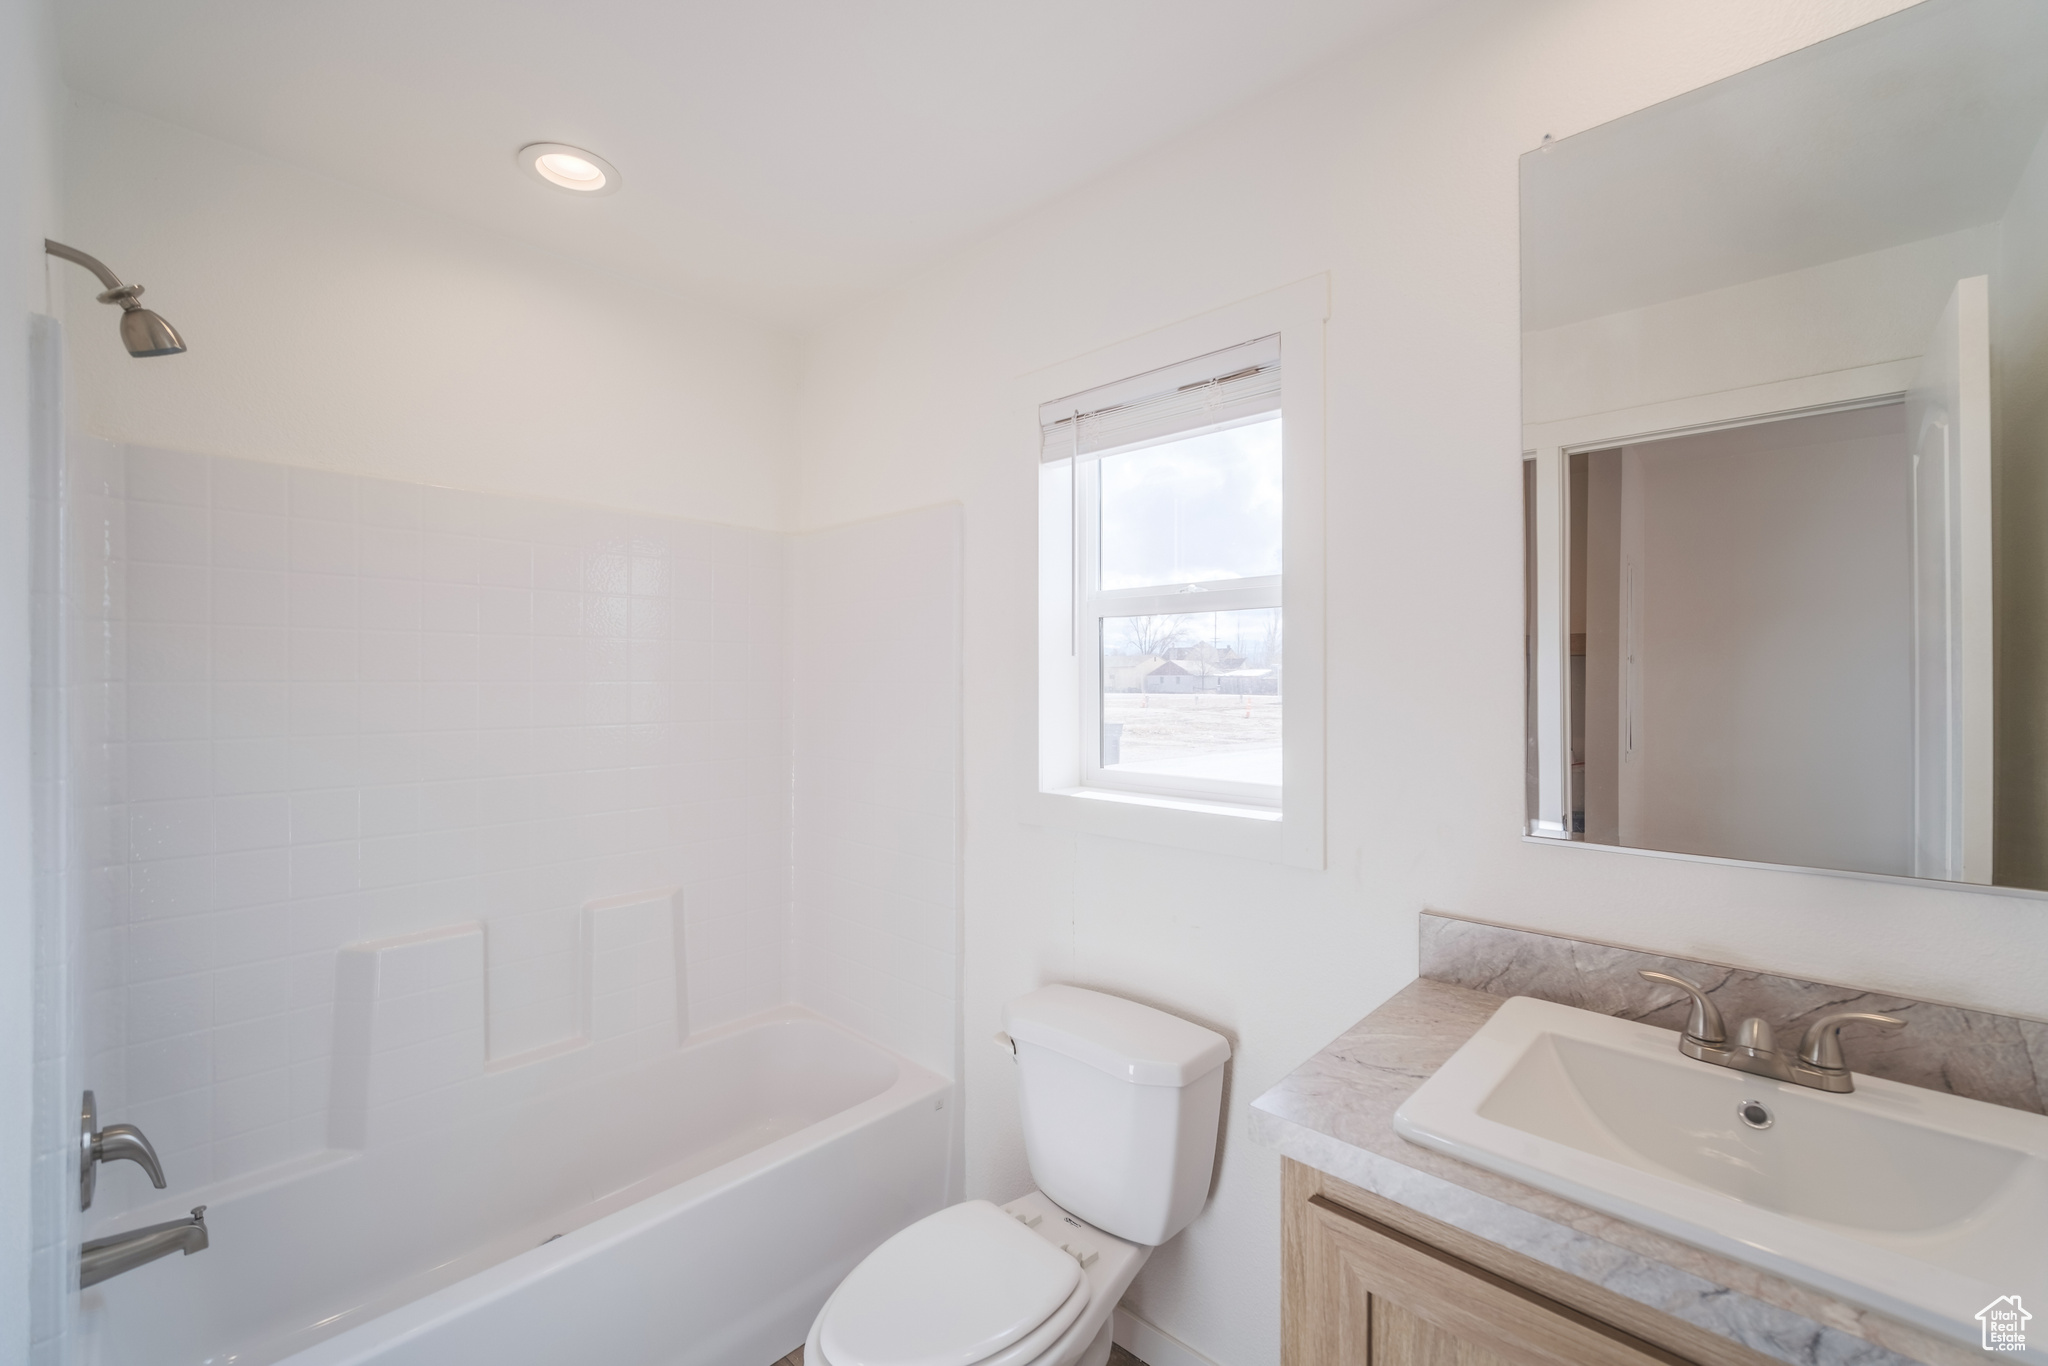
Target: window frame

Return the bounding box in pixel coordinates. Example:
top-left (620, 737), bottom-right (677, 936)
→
top-left (1028, 276), bottom-right (1327, 869)
top-left (1077, 431), bottom-right (1284, 808)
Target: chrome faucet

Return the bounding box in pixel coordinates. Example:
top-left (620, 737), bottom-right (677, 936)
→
top-left (80, 1206), bottom-right (209, 1288)
top-left (1637, 970), bottom-right (1905, 1094)
top-left (75, 1091), bottom-right (210, 1286)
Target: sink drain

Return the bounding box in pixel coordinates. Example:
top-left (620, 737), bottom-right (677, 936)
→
top-left (1736, 1099), bottom-right (1774, 1130)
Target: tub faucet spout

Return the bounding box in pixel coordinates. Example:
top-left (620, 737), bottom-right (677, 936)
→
top-left (80, 1206), bottom-right (209, 1288)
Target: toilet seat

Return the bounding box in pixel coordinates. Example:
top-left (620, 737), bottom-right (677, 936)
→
top-left (814, 1201), bottom-right (1093, 1366)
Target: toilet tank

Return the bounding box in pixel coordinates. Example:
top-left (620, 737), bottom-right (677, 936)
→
top-left (1003, 985), bottom-right (1231, 1246)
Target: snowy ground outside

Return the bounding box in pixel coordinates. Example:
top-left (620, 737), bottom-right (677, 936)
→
top-left (1103, 692), bottom-right (1281, 783)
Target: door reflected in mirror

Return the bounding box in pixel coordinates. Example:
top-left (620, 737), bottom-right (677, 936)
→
top-left (1522, 0), bottom-right (2048, 889)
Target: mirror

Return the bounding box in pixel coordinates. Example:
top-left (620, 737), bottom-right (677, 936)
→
top-left (1521, 0), bottom-right (2048, 889)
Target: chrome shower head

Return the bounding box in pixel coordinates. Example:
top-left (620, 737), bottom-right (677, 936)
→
top-left (108, 290), bottom-right (186, 358)
top-left (45, 240), bottom-right (187, 358)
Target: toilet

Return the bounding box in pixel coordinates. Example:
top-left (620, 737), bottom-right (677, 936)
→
top-left (804, 985), bottom-right (1231, 1366)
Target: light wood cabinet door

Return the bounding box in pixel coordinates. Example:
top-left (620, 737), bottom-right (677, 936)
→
top-left (1290, 1189), bottom-right (1693, 1366)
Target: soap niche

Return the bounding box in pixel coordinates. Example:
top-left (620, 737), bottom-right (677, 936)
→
top-left (328, 889), bottom-right (687, 1148)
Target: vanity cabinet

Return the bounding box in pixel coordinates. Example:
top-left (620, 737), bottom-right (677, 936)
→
top-left (1281, 1160), bottom-right (1771, 1366)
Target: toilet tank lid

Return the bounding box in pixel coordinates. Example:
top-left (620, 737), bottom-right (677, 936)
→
top-left (1004, 985), bottom-right (1230, 1086)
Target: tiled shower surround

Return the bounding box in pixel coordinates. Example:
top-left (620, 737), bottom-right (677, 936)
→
top-left (793, 509), bottom-right (962, 1081)
top-left (69, 441), bottom-right (807, 1208)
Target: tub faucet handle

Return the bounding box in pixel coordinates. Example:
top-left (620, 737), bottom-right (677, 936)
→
top-left (80, 1090), bottom-right (167, 1211)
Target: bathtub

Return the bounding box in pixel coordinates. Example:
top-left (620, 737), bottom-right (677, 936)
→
top-left (80, 1008), bottom-right (952, 1366)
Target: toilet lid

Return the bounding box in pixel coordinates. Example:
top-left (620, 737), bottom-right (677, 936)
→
top-left (820, 1202), bottom-right (1085, 1366)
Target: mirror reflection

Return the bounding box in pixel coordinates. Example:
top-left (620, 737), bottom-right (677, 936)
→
top-left (1521, 0), bottom-right (2048, 888)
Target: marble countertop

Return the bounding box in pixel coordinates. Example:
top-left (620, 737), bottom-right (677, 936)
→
top-left (1248, 979), bottom-right (1988, 1366)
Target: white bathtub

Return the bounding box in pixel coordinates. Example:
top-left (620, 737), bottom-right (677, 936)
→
top-left (80, 1009), bottom-right (952, 1366)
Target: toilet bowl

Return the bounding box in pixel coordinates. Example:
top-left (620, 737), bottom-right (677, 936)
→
top-left (802, 986), bottom-right (1230, 1366)
top-left (803, 1192), bottom-right (1145, 1366)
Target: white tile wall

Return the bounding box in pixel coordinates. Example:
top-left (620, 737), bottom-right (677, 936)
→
top-left (583, 889), bottom-right (688, 1050)
top-left (792, 507), bottom-right (963, 1080)
top-left (327, 893), bottom-right (685, 1149)
top-left (53, 438), bottom-right (961, 1241)
top-left (329, 923), bottom-right (487, 1148)
top-left (327, 925), bottom-right (487, 1146)
top-left (75, 443), bottom-right (792, 1209)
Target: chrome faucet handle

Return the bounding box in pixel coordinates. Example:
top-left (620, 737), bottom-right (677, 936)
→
top-left (96, 1124), bottom-right (167, 1186)
top-left (80, 1091), bottom-right (167, 1211)
top-left (1637, 970), bottom-right (1728, 1045)
top-left (1796, 1012), bottom-right (1906, 1072)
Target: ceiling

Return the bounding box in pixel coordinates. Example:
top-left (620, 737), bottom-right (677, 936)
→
top-left (60, 0), bottom-right (1432, 326)
top-left (1521, 0), bottom-right (2048, 332)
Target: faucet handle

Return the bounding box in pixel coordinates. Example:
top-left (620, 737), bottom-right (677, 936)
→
top-left (1637, 970), bottom-right (1728, 1045)
top-left (96, 1125), bottom-right (167, 1187)
top-left (79, 1091), bottom-right (167, 1211)
top-left (1797, 1012), bottom-right (1906, 1072)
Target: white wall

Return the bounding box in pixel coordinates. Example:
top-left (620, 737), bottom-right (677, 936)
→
top-left (1524, 224), bottom-right (1996, 424)
top-left (1621, 406), bottom-right (1914, 874)
top-left (61, 96), bottom-right (800, 532)
top-left (790, 4), bottom-right (2048, 1366)
top-left (3, 0), bottom-right (64, 1359)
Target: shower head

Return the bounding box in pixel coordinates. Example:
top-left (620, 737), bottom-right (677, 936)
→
top-left (110, 294), bottom-right (186, 358)
top-left (44, 240), bottom-right (187, 358)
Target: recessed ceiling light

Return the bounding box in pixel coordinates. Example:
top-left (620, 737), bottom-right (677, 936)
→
top-left (518, 143), bottom-right (621, 196)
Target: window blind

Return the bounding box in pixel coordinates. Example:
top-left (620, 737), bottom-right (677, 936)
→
top-left (1038, 334), bottom-right (1280, 463)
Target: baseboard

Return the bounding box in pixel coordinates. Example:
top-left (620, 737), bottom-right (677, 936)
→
top-left (1113, 1306), bottom-right (1225, 1366)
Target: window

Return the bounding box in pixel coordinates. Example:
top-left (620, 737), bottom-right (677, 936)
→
top-left (1044, 337), bottom-right (1285, 808)
top-left (1032, 277), bottom-right (1326, 867)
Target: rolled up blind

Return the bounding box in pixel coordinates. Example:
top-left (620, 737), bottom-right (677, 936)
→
top-left (1038, 334), bottom-right (1280, 463)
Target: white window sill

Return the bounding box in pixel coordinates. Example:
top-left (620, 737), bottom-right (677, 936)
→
top-left (1025, 786), bottom-right (1314, 866)
top-left (1057, 786), bottom-right (1281, 821)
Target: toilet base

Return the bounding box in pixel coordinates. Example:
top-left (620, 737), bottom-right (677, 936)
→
top-left (1074, 1318), bottom-right (1114, 1366)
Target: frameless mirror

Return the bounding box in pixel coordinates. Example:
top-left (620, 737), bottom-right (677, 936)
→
top-left (1521, 0), bottom-right (2048, 888)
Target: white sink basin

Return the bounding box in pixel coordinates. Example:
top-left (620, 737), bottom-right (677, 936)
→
top-left (1393, 996), bottom-right (2048, 1353)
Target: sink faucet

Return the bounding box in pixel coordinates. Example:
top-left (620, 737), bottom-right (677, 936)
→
top-left (79, 1206), bottom-right (209, 1288)
top-left (1637, 970), bottom-right (1904, 1094)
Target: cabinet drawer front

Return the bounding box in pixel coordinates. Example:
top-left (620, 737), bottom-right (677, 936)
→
top-left (1309, 1196), bottom-right (1693, 1366)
